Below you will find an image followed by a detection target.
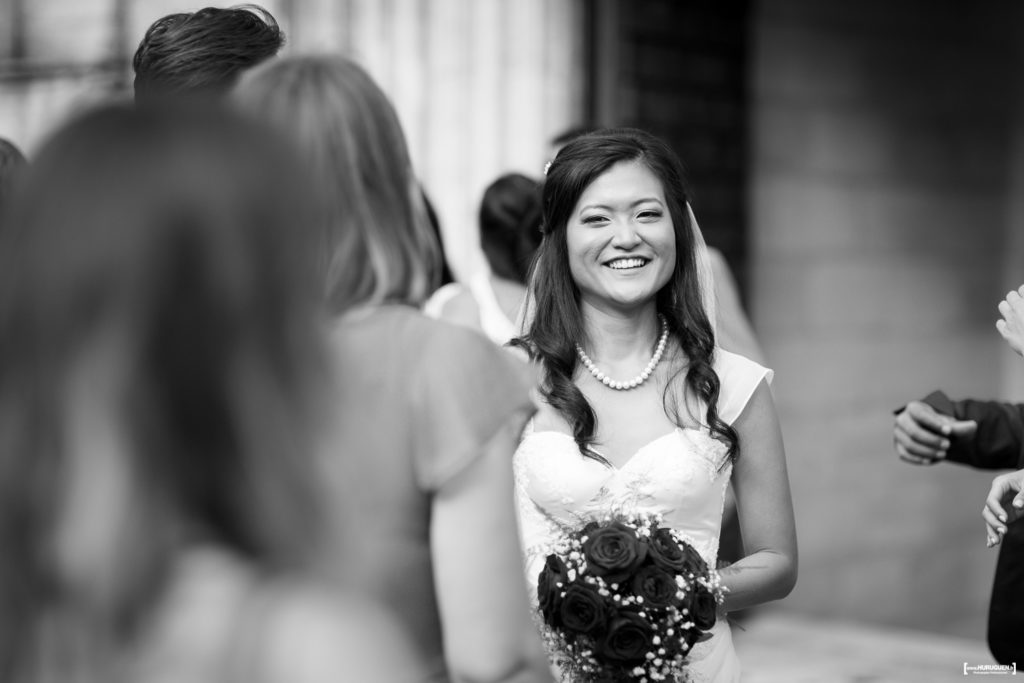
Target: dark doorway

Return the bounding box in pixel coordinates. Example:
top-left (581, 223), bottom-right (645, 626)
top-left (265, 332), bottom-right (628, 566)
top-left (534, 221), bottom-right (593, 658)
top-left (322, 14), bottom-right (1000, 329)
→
top-left (586, 0), bottom-right (752, 297)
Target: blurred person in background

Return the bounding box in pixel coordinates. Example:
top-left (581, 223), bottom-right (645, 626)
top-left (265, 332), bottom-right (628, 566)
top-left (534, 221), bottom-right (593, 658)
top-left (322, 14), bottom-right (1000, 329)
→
top-left (0, 104), bottom-right (416, 683)
top-left (0, 137), bottom-right (27, 212)
top-left (426, 173), bottom-right (542, 345)
top-left (234, 56), bottom-right (549, 683)
top-left (893, 285), bottom-right (1024, 665)
top-left (513, 129), bottom-right (796, 682)
top-left (422, 189), bottom-right (457, 290)
top-left (133, 4), bottom-right (283, 104)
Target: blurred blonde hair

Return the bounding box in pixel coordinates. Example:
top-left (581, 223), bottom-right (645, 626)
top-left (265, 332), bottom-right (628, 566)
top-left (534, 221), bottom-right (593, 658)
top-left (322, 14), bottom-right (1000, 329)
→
top-left (234, 55), bottom-right (440, 313)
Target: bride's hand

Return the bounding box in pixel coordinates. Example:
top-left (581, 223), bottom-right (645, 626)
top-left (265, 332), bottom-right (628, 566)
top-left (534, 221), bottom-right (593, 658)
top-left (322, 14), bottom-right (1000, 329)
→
top-left (984, 469), bottom-right (1024, 547)
top-left (996, 285), bottom-right (1024, 357)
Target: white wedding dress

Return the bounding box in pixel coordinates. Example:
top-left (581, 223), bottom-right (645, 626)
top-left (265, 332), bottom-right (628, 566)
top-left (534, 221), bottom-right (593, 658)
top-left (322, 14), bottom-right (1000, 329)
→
top-left (514, 349), bottom-right (771, 683)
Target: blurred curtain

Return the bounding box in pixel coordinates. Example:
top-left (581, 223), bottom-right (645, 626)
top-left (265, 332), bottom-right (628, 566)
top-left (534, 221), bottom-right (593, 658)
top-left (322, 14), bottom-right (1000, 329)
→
top-left (288, 0), bottom-right (586, 279)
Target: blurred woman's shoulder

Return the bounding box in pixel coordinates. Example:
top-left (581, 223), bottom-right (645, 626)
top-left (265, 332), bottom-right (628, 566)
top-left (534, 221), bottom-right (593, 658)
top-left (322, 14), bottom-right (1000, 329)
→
top-left (376, 307), bottom-right (537, 491)
top-left (335, 302), bottom-right (521, 367)
top-left (325, 305), bottom-right (536, 488)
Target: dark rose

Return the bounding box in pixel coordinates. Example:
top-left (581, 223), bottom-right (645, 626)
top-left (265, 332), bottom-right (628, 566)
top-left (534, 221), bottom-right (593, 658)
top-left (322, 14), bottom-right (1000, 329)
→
top-left (537, 554), bottom-right (569, 627)
top-left (559, 584), bottom-right (607, 636)
top-left (582, 522), bottom-right (647, 584)
top-left (687, 585), bottom-right (718, 631)
top-left (632, 565), bottom-right (679, 609)
top-left (595, 610), bottom-right (654, 665)
top-left (647, 527), bottom-right (688, 572)
top-left (678, 624), bottom-right (702, 656)
top-left (679, 542), bottom-right (709, 578)
top-left (662, 629), bottom-right (684, 658)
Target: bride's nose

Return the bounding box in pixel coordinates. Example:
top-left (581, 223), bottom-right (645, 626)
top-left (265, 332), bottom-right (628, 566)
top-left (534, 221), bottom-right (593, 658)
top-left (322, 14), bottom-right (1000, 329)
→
top-left (610, 219), bottom-right (642, 249)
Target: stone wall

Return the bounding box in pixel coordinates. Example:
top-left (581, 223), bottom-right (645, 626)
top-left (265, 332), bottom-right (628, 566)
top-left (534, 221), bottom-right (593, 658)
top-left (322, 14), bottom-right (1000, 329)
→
top-left (750, 0), bottom-right (1024, 636)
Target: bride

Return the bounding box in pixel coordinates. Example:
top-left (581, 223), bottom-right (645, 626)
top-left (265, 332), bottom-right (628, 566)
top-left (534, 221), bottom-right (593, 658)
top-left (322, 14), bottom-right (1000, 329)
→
top-left (512, 129), bottom-right (797, 681)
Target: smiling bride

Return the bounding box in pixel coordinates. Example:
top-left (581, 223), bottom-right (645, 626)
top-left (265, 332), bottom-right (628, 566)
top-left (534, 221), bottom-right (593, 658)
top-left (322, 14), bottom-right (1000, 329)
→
top-left (511, 129), bottom-right (798, 682)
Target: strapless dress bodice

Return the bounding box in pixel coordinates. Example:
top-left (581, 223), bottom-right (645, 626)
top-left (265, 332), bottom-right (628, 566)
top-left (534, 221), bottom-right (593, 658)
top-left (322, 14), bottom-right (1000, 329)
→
top-left (515, 426), bottom-right (731, 568)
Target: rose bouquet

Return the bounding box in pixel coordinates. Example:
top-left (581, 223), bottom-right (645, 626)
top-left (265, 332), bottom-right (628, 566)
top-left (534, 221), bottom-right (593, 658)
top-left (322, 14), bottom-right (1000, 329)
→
top-left (536, 514), bottom-right (723, 682)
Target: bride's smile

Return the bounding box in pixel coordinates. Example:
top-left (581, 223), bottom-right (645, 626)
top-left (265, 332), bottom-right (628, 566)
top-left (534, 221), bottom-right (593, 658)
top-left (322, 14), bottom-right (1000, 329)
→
top-left (567, 159), bottom-right (676, 312)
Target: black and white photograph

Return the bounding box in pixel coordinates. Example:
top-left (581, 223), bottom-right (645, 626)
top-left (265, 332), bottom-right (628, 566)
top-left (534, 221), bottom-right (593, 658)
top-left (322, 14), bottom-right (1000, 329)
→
top-left (0, 1), bottom-right (1021, 681)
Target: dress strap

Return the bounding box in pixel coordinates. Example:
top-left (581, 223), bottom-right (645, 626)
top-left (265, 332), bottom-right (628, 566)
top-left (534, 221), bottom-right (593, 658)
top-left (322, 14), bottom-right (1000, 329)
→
top-left (422, 282), bottom-right (462, 319)
top-left (714, 349), bottom-right (773, 425)
top-left (466, 271), bottom-right (518, 344)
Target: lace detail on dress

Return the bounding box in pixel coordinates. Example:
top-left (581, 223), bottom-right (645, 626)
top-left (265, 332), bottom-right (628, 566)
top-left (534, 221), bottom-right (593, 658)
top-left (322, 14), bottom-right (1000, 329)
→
top-left (513, 434), bottom-right (572, 601)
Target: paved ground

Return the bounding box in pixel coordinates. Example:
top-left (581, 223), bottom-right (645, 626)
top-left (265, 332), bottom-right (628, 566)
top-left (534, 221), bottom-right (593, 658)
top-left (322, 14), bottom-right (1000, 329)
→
top-left (732, 613), bottom-right (1002, 682)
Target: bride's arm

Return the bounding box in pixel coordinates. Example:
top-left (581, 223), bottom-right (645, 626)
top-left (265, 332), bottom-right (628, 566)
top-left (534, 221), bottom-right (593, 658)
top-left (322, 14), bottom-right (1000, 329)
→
top-left (719, 379), bottom-right (798, 612)
top-left (431, 417), bottom-right (552, 683)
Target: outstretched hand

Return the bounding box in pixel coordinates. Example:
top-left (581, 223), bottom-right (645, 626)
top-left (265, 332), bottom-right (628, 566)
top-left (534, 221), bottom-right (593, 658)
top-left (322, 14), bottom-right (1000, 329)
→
top-left (997, 285), bottom-right (1024, 357)
top-left (984, 469), bottom-right (1024, 547)
top-left (893, 400), bottom-right (977, 465)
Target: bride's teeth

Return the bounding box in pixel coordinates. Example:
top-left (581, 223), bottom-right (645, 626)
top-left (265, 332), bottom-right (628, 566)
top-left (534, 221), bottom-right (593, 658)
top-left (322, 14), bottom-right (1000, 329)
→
top-left (609, 258), bottom-right (645, 270)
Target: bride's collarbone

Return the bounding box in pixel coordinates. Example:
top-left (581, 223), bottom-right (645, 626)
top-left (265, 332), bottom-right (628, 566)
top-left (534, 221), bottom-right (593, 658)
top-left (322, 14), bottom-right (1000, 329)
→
top-left (533, 377), bottom-right (666, 431)
top-left (594, 417), bottom-right (682, 465)
top-left (534, 386), bottom-right (696, 467)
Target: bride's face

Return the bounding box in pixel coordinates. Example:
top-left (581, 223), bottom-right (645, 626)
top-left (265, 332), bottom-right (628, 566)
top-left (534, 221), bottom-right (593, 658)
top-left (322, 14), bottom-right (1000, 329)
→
top-left (566, 160), bottom-right (676, 313)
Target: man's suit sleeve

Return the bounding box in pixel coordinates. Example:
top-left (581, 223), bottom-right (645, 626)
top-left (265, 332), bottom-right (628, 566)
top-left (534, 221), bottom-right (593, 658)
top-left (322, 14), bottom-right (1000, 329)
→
top-left (921, 390), bottom-right (1024, 470)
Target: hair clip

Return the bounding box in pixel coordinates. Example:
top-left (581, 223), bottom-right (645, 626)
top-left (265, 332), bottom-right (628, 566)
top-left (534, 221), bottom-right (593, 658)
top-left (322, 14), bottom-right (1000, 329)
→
top-left (543, 160), bottom-right (552, 176)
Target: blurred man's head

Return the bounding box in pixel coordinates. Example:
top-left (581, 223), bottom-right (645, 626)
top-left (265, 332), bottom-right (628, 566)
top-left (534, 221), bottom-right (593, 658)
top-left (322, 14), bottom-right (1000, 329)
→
top-left (133, 4), bottom-right (284, 104)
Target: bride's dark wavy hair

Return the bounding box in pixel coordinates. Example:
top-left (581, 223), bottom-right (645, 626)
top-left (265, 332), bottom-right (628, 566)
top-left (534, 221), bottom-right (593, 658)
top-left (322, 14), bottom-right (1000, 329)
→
top-left (512, 128), bottom-right (739, 463)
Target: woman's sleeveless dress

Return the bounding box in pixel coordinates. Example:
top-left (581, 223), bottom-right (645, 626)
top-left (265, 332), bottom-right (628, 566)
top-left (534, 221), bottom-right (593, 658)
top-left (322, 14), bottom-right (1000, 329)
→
top-left (514, 349), bottom-right (772, 682)
top-left (318, 305), bottom-right (535, 681)
top-left (423, 271), bottom-right (520, 346)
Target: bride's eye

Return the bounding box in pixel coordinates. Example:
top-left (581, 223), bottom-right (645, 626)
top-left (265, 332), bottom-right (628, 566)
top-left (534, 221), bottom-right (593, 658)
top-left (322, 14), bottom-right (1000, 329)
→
top-left (637, 210), bottom-right (662, 220)
top-left (582, 215), bottom-right (608, 225)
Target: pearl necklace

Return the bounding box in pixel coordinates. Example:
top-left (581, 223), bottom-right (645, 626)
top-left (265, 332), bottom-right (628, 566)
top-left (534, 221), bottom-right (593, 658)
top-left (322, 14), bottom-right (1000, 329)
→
top-left (576, 315), bottom-right (669, 390)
